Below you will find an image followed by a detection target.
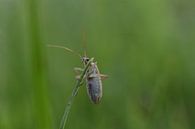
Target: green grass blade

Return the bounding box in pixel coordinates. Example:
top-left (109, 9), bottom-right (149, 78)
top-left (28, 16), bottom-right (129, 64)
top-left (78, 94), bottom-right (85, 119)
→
top-left (59, 58), bottom-right (94, 129)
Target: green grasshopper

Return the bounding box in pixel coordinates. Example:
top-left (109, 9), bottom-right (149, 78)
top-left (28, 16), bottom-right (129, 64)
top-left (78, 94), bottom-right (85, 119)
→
top-left (48, 44), bottom-right (107, 104)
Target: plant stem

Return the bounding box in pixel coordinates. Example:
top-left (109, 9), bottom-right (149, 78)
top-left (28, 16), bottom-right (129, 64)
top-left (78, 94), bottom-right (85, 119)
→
top-left (59, 58), bottom-right (94, 129)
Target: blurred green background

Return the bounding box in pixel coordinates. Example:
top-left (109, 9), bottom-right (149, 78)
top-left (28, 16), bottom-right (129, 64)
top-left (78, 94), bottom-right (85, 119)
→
top-left (1, 0), bottom-right (195, 129)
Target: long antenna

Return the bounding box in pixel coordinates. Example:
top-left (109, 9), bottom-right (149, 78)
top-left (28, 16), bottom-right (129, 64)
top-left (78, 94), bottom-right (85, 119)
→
top-left (82, 31), bottom-right (87, 57)
top-left (47, 44), bottom-right (81, 58)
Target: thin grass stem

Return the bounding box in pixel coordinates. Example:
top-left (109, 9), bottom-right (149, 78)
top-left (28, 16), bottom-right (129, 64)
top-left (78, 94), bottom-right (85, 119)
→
top-left (59, 58), bottom-right (94, 129)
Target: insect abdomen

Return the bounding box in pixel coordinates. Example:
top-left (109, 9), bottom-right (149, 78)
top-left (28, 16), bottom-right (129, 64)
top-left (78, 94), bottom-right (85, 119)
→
top-left (87, 76), bottom-right (102, 104)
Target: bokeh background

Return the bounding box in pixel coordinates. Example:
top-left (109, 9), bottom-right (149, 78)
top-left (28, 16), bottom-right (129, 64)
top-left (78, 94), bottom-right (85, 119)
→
top-left (0, 0), bottom-right (195, 129)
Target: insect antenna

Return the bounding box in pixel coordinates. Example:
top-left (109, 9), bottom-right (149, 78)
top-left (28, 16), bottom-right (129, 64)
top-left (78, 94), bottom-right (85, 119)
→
top-left (82, 31), bottom-right (87, 57)
top-left (47, 44), bottom-right (82, 58)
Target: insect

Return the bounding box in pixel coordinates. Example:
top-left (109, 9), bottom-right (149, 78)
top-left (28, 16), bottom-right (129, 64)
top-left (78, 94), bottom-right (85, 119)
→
top-left (48, 44), bottom-right (107, 104)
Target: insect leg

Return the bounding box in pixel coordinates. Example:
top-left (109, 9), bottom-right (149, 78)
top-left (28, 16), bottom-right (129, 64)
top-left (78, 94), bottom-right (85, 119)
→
top-left (74, 67), bottom-right (86, 85)
top-left (74, 67), bottom-right (84, 74)
top-left (74, 67), bottom-right (85, 81)
top-left (75, 75), bottom-right (81, 80)
top-left (100, 74), bottom-right (108, 80)
top-left (75, 74), bottom-right (86, 86)
top-left (88, 73), bottom-right (108, 80)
